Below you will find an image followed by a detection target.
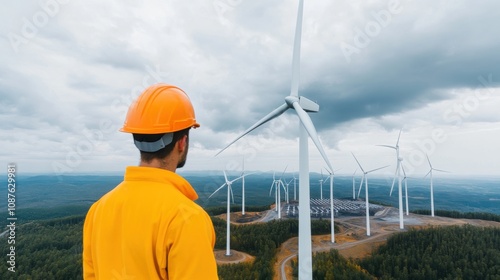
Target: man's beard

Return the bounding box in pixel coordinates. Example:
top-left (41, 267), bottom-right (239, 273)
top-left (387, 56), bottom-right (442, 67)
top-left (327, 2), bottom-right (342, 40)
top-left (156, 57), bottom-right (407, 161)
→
top-left (177, 145), bottom-right (188, 168)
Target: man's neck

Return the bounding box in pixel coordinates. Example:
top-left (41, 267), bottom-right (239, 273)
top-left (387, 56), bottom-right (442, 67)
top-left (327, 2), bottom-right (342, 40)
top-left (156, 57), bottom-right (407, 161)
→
top-left (139, 158), bottom-right (177, 173)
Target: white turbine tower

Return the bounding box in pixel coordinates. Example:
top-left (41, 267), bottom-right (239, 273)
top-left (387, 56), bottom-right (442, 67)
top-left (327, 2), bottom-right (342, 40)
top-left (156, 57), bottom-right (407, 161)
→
top-left (401, 163), bottom-right (410, 215)
top-left (318, 170), bottom-right (324, 200)
top-left (241, 157), bottom-right (246, 215)
top-left (277, 167), bottom-right (288, 219)
top-left (269, 168), bottom-right (288, 219)
top-left (209, 171), bottom-right (245, 256)
top-left (425, 154), bottom-right (449, 217)
top-left (293, 173), bottom-right (297, 201)
top-left (215, 0), bottom-right (333, 276)
top-left (352, 153), bottom-right (389, 236)
top-left (270, 172), bottom-right (279, 212)
top-left (284, 178), bottom-right (293, 204)
top-left (325, 168), bottom-right (336, 243)
top-left (351, 169), bottom-right (357, 200)
top-left (378, 129), bottom-right (404, 230)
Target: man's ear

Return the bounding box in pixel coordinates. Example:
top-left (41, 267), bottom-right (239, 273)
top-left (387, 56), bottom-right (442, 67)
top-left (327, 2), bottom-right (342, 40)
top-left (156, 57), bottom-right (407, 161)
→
top-left (177, 135), bottom-right (188, 152)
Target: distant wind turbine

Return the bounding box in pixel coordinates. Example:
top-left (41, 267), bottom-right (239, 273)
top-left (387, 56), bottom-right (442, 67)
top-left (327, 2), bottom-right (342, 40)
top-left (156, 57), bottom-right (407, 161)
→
top-left (241, 157), bottom-right (246, 215)
top-left (284, 178), bottom-right (293, 204)
top-left (276, 166), bottom-right (288, 219)
top-left (270, 172), bottom-right (279, 212)
top-left (209, 171), bottom-right (246, 256)
top-left (215, 0), bottom-right (333, 276)
top-left (319, 170), bottom-right (324, 200)
top-left (352, 169), bottom-right (357, 200)
top-left (425, 154), bottom-right (449, 217)
top-left (401, 163), bottom-right (409, 215)
top-left (293, 173), bottom-right (297, 201)
top-left (270, 167), bottom-right (288, 219)
top-left (325, 168), bottom-right (336, 243)
top-left (352, 153), bottom-right (389, 236)
top-left (378, 128), bottom-right (404, 230)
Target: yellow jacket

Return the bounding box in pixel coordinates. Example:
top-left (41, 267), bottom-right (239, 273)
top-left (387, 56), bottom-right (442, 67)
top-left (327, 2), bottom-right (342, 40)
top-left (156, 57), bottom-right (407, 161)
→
top-left (83, 166), bottom-right (218, 279)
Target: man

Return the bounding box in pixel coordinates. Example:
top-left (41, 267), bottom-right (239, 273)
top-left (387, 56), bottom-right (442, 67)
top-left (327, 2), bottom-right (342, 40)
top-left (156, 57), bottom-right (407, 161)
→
top-left (83, 84), bottom-right (218, 279)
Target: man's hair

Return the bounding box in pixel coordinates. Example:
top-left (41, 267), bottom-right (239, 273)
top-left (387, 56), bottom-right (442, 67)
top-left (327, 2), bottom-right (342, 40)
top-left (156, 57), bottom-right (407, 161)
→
top-left (133, 128), bottom-right (190, 163)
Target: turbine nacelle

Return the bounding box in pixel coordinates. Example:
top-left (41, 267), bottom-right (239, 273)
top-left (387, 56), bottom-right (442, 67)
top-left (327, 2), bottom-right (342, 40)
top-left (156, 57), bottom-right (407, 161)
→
top-left (284, 96), bottom-right (319, 112)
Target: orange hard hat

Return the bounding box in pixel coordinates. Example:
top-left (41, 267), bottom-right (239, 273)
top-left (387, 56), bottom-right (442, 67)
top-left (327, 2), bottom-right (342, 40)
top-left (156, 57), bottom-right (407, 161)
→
top-left (120, 83), bottom-right (200, 134)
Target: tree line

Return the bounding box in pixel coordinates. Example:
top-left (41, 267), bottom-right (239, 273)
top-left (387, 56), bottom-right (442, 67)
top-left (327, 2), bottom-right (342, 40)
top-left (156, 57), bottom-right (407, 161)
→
top-left (412, 209), bottom-right (500, 222)
top-left (358, 224), bottom-right (500, 279)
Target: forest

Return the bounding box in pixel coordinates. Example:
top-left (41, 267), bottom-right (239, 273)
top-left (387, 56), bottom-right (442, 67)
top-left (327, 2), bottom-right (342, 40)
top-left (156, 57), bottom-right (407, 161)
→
top-left (358, 225), bottom-right (500, 279)
top-left (213, 217), bottom-right (334, 279)
top-left (0, 210), bottom-right (499, 279)
top-left (411, 209), bottom-right (500, 222)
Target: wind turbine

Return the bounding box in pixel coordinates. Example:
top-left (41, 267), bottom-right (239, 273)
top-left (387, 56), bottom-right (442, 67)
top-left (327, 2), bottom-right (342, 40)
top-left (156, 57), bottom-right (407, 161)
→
top-left (378, 129), bottom-right (404, 230)
top-left (425, 154), bottom-right (449, 217)
top-left (215, 0), bottom-right (333, 276)
top-left (284, 178), bottom-right (293, 204)
top-left (277, 166), bottom-right (288, 218)
top-left (270, 168), bottom-right (288, 219)
top-left (401, 163), bottom-right (409, 215)
top-left (352, 153), bottom-right (389, 236)
top-left (351, 169), bottom-right (357, 200)
top-left (318, 170), bottom-right (324, 200)
top-left (293, 173), bottom-right (297, 201)
top-left (241, 157), bottom-right (246, 215)
top-left (209, 171), bottom-right (245, 256)
top-left (325, 168), bottom-right (336, 243)
top-left (270, 172), bottom-right (279, 212)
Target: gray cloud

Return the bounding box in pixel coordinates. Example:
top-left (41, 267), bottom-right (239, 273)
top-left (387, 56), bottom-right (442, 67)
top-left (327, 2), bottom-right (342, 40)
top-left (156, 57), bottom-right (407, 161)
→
top-left (1, 0), bottom-right (499, 174)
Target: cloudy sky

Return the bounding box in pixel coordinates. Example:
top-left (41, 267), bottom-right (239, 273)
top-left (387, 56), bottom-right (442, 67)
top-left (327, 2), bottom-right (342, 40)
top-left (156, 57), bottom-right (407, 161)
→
top-left (1, 0), bottom-right (499, 177)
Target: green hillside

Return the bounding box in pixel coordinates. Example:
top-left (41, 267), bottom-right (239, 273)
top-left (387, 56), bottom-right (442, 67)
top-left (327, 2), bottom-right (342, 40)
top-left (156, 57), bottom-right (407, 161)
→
top-left (1, 210), bottom-right (499, 279)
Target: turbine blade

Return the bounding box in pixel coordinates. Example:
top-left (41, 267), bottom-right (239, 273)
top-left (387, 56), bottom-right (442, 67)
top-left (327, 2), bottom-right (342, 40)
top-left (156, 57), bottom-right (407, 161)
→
top-left (426, 154), bottom-right (433, 168)
top-left (377, 144), bottom-right (396, 150)
top-left (423, 170), bottom-right (431, 178)
top-left (223, 170), bottom-right (229, 184)
top-left (215, 103), bottom-right (290, 156)
top-left (396, 128), bottom-right (402, 146)
top-left (209, 183), bottom-right (227, 199)
top-left (389, 171), bottom-right (396, 197)
top-left (367, 165), bottom-right (390, 174)
top-left (230, 185), bottom-right (234, 204)
top-left (230, 171), bottom-right (256, 184)
top-left (351, 153), bottom-right (365, 173)
top-left (290, 0), bottom-right (304, 97)
top-left (292, 102), bottom-right (333, 172)
top-left (357, 175), bottom-right (364, 198)
top-left (280, 165), bottom-right (288, 180)
top-left (434, 168), bottom-right (450, 173)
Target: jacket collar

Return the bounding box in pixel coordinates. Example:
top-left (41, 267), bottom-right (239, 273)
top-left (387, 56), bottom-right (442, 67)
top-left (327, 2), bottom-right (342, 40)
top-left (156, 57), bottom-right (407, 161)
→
top-left (124, 166), bottom-right (198, 201)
